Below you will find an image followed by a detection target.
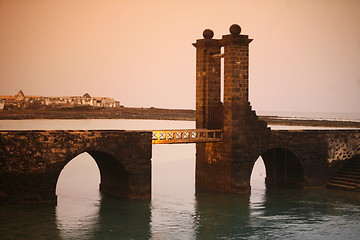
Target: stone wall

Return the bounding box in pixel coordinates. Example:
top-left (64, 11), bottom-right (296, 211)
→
top-left (266, 130), bottom-right (360, 187)
top-left (268, 130), bottom-right (360, 179)
top-left (0, 130), bottom-right (152, 202)
top-left (193, 25), bottom-right (360, 193)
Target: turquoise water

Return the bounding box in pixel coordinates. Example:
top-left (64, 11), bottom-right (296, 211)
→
top-left (0, 119), bottom-right (359, 239)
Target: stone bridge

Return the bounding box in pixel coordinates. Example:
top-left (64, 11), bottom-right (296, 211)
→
top-left (193, 24), bottom-right (360, 193)
top-left (0, 130), bottom-right (152, 202)
top-left (196, 128), bottom-right (360, 193)
top-left (1, 24), bottom-right (359, 202)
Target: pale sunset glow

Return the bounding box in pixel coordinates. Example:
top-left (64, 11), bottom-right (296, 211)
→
top-left (0, 0), bottom-right (359, 113)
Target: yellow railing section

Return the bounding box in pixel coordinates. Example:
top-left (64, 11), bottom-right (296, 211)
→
top-left (152, 129), bottom-right (222, 144)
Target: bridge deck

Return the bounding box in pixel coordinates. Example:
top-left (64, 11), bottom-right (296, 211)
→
top-left (152, 129), bottom-right (222, 144)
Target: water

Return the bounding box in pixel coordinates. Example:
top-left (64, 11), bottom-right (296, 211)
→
top-left (258, 111), bottom-right (360, 122)
top-left (1, 119), bottom-right (360, 239)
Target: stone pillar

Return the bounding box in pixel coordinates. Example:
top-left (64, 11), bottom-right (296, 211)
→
top-left (222, 24), bottom-right (251, 105)
top-left (221, 24), bottom-right (253, 145)
top-left (194, 24), bottom-right (270, 194)
top-left (193, 29), bottom-right (228, 192)
top-left (193, 29), bottom-right (222, 130)
top-left (220, 25), bottom-right (271, 193)
top-left (221, 24), bottom-right (255, 193)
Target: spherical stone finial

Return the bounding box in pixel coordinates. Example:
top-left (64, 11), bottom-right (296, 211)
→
top-left (203, 29), bottom-right (214, 39)
top-left (229, 24), bottom-right (241, 36)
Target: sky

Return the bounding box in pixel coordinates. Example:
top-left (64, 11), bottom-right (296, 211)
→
top-left (1, 0), bottom-right (359, 114)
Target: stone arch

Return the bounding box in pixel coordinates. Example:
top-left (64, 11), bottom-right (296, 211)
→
top-left (260, 147), bottom-right (304, 189)
top-left (55, 150), bottom-right (130, 199)
top-left (0, 130), bottom-right (151, 202)
top-left (88, 150), bottom-right (129, 197)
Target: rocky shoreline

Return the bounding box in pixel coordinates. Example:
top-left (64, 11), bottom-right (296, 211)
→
top-left (1, 107), bottom-right (359, 128)
top-left (0, 107), bottom-right (195, 121)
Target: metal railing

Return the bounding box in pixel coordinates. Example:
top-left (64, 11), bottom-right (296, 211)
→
top-left (152, 129), bottom-right (222, 144)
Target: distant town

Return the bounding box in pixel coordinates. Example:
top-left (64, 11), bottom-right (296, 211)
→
top-left (0, 90), bottom-right (359, 129)
top-left (0, 90), bottom-right (120, 110)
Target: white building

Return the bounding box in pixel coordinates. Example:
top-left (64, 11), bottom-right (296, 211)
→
top-left (0, 90), bottom-right (120, 109)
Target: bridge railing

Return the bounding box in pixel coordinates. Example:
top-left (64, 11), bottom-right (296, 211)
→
top-left (152, 129), bottom-right (222, 144)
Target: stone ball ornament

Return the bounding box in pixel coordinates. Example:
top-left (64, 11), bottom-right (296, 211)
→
top-left (229, 24), bottom-right (241, 36)
top-left (203, 29), bottom-right (214, 39)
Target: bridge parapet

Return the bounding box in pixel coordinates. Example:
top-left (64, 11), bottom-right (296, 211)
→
top-left (269, 129), bottom-right (360, 163)
top-left (152, 129), bottom-right (222, 144)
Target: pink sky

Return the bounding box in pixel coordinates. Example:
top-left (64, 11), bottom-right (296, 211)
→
top-left (1, 0), bottom-right (359, 114)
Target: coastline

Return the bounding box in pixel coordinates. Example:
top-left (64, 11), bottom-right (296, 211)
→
top-left (1, 107), bottom-right (360, 128)
top-left (0, 107), bottom-right (195, 121)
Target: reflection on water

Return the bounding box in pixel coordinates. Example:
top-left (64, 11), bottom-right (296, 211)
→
top-left (56, 195), bottom-right (100, 240)
top-left (56, 153), bottom-right (101, 240)
top-left (2, 147), bottom-right (360, 240)
top-left (55, 152), bottom-right (152, 239)
top-left (57, 192), bottom-right (152, 240)
top-left (194, 188), bottom-right (360, 240)
top-left (0, 202), bottom-right (60, 239)
top-left (252, 189), bottom-right (360, 240)
top-left (195, 189), bottom-right (251, 239)
top-left (151, 144), bottom-right (197, 239)
top-left (94, 197), bottom-right (151, 239)
top-left (1, 119), bottom-right (360, 239)
top-left (193, 158), bottom-right (266, 240)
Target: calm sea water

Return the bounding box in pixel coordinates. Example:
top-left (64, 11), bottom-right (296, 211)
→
top-left (0, 117), bottom-right (359, 239)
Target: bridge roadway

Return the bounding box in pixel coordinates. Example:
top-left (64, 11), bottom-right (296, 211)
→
top-left (151, 129), bottom-right (222, 144)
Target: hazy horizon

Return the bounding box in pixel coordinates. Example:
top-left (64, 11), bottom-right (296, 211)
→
top-left (1, 0), bottom-right (359, 114)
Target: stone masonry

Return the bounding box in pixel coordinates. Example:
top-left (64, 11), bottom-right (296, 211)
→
top-left (0, 130), bottom-right (152, 202)
top-left (194, 24), bottom-right (360, 193)
top-left (1, 24), bottom-right (360, 203)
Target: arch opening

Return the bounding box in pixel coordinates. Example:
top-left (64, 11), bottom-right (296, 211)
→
top-left (250, 156), bottom-right (266, 191)
top-left (56, 152), bottom-right (100, 198)
top-left (56, 152), bottom-right (101, 240)
top-left (56, 151), bottom-right (130, 199)
top-left (261, 148), bottom-right (304, 189)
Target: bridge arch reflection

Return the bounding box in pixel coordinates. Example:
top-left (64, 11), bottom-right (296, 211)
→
top-left (55, 152), bottom-right (151, 239)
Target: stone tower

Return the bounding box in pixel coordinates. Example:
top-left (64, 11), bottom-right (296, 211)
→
top-left (193, 29), bottom-right (222, 130)
top-left (193, 24), bottom-right (270, 193)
